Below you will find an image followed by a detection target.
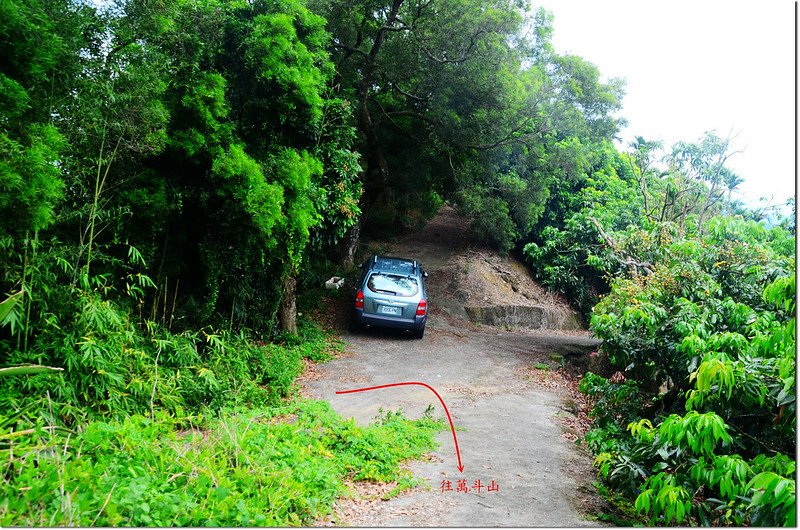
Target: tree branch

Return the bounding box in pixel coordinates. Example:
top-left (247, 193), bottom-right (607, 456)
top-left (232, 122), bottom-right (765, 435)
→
top-left (390, 82), bottom-right (428, 102)
top-left (415, 29), bottom-right (486, 65)
top-left (332, 42), bottom-right (368, 58)
top-left (383, 109), bottom-right (439, 126)
top-left (380, 20), bottom-right (412, 32)
top-left (461, 115), bottom-right (536, 150)
top-left (588, 216), bottom-right (653, 276)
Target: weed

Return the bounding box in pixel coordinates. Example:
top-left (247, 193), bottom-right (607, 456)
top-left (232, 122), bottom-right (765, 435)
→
top-left (0, 400), bottom-right (445, 526)
top-left (382, 475), bottom-right (421, 500)
top-left (590, 481), bottom-right (643, 527)
top-left (0, 243), bottom-right (438, 526)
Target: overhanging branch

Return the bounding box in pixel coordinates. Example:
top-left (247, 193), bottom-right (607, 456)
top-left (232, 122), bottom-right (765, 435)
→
top-left (390, 82), bottom-right (429, 102)
top-left (415, 29), bottom-right (486, 65)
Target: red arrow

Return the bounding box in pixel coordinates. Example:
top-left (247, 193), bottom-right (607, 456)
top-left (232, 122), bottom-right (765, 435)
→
top-left (336, 381), bottom-right (464, 473)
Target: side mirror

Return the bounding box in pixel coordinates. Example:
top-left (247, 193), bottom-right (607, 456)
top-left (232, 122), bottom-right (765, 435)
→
top-left (423, 271), bottom-right (428, 279)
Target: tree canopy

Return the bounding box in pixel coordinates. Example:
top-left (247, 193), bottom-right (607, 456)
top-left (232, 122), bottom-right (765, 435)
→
top-left (312, 0), bottom-right (625, 253)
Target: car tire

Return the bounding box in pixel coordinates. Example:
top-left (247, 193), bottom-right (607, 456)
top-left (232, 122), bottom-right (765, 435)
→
top-left (413, 326), bottom-right (425, 339)
top-left (349, 319), bottom-right (363, 334)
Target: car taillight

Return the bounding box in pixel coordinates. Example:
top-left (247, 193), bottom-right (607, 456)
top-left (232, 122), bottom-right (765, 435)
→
top-left (355, 290), bottom-right (364, 309)
top-left (416, 299), bottom-right (427, 316)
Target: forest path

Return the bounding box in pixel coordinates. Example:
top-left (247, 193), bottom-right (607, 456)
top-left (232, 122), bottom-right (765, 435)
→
top-left (303, 207), bottom-right (609, 526)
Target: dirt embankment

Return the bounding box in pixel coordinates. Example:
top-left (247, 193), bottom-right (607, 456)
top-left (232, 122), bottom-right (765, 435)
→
top-left (363, 205), bottom-right (584, 332)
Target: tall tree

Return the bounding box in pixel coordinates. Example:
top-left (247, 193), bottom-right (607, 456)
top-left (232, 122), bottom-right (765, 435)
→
top-left (623, 131), bottom-right (745, 230)
top-left (667, 130), bottom-right (744, 230)
top-left (315, 0), bottom-right (626, 257)
top-left (0, 0), bottom-right (83, 238)
top-left (123, 0), bottom-right (339, 333)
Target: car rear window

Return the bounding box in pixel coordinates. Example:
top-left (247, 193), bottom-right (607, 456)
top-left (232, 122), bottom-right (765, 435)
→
top-left (367, 273), bottom-right (419, 297)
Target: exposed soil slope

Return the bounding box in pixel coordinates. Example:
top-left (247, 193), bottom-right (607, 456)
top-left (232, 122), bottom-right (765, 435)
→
top-left (363, 205), bottom-right (583, 331)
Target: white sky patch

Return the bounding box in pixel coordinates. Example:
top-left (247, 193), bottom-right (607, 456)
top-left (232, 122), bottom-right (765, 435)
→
top-left (531, 0), bottom-right (796, 209)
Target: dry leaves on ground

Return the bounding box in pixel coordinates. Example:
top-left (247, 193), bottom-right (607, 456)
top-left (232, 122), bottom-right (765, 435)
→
top-left (518, 365), bottom-right (593, 443)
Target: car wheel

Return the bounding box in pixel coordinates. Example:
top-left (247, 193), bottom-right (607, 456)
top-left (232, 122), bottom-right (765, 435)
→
top-left (413, 326), bottom-right (425, 339)
top-left (349, 319), bottom-right (363, 334)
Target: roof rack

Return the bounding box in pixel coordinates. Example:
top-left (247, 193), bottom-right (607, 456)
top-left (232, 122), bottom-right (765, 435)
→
top-left (369, 255), bottom-right (423, 277)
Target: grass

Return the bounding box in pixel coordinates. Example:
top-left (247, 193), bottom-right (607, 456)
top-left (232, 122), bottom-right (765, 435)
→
top-left (0, 401), bottom-right (444, 526)
top-left (0, 305), bottom-right (446, 526)
top-left (381, 475), bottom-right (423, 500)
top-left (589, 480), bottom-right (645, 527)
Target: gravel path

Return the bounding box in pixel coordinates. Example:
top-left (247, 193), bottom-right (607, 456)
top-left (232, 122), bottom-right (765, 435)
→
top-left (303, 207), bottom-right (610, 527)
top-left (304, 326), bottom-right (605, 526)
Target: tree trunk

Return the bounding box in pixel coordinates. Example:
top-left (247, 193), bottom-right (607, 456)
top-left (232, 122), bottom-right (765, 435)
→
top-left (338, 221), bottom-right (361, 270)
top-left (350, 0), bottom-right (402, 231)
top-left (357, 85), bottom-right (390, 206)
top-left (278, 276), bottom-right (297, 335)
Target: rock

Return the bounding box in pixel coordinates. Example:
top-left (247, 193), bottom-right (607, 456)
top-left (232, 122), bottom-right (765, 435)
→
top-left (463, 304), bottom-right (583, 331)
top-left (465, 305), bottom-right (543, 328)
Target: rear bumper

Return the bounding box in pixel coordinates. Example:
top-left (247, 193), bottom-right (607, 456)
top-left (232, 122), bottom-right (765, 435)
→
top-left (353, 309), bottom-right (426, 331)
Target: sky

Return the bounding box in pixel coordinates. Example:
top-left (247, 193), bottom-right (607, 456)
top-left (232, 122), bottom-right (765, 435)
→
top-left (530, 0), bottom-right (796, 210)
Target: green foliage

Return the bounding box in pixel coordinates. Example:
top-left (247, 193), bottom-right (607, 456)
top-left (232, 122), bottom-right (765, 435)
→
top-left (459, 186), bottom-right (520, 254)
top-left (524, 144), bottom-right (642, 312)
top-left (579, 373), bottom-right (643, 440)
top-left (308, 96), bottom-right (363, 247)
top-left (0, 0), bottom-right (365, 337)
top-left (523, 131), bottom-right (761, 318)
top-left (0, 125), bottom-right (65, 235)
top-left (317, 0), bottom-right (624, 251)
top-left (747, 471), bottom-right (797, 527)
top-left (0, 0), bottom-right (74, 237)
top-left (592, 217), bottom-right (793, 403)
top-left (536, 139), bottom-right (798, 528)
top-left (0, 290), bottom-right (24, 332)
top-left (2, 1), bottom-right (794, 527)
top-left (624, 412), bottom-right (796, 526)
top-left (0, 401), bottom-right (444, 526)
top-left (0, 229), bottom-right (341, 423)
top-left (579, 214), bottom-right (795, 526)
top-left (119, 0), bottom-right (344, 331)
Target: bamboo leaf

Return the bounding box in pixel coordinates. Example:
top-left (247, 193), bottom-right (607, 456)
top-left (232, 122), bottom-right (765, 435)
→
top-left (0, 364), bottom-right (64, 377)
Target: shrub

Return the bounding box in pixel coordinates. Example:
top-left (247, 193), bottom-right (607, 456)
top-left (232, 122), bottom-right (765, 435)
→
top-left (580, 216), bottom-right (795, 526)
top-left (0, 401), bottom-right (444, 526)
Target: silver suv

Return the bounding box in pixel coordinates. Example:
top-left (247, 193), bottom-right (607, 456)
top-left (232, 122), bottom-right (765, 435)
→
top-left (350, 255), bottom-right (428, 338)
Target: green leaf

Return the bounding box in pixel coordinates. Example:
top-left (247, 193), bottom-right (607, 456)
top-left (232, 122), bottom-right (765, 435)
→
top-left (214, 486), bottom-right (231, 502)
top-left (0, 364), bottom-right (64, 377)
top-left (785, 502), bottom-right (797, 526)
top-left (635, 490), bottom-right (651, 514)
top-left (0, 290), bottom-right (23, 323)
top-left (675, 499), bottom-right (685, 523)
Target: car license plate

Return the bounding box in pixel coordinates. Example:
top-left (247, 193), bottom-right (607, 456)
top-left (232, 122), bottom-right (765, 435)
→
top-left (380, 305), bottom-right (400, 315)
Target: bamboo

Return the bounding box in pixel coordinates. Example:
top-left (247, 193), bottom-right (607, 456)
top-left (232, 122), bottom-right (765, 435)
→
top-left (169, 278), bottom-right (179, 330)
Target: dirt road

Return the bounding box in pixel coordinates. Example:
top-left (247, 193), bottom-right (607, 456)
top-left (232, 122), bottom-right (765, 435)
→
top-left (303, 208), bottom-right (608, 526)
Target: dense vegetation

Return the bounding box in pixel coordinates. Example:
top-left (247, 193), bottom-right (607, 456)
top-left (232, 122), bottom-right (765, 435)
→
top-left (520, 134), bottom-right (795, 523)
top-left (0, 0), bottom-right (440, 524)
top-left (311, 0), bottom-right (625, 258)
top-left (576, 215), bottom-right (794, 525)
top-left (2, 401), bottom-right (442, 525)
top-left (0, 0), bottom-right (794, 526)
